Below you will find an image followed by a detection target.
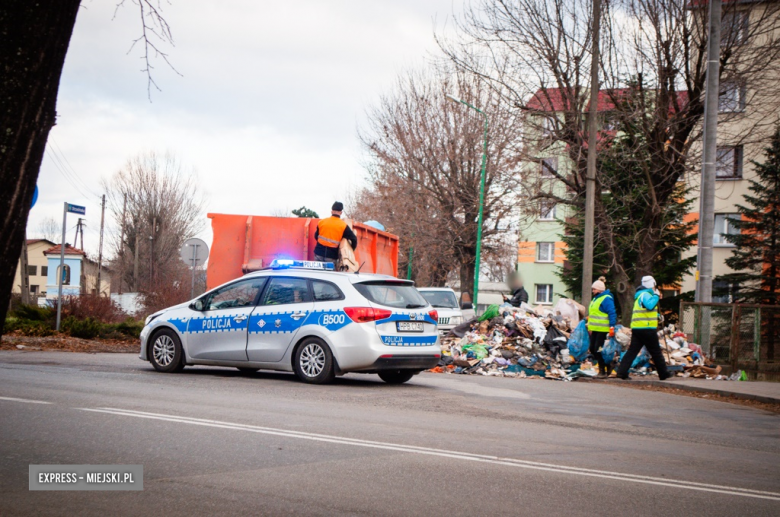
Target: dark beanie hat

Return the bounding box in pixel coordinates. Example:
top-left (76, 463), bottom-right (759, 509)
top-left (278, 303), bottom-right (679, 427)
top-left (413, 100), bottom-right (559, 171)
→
top-left (332, 202), bottom-right (344, 211)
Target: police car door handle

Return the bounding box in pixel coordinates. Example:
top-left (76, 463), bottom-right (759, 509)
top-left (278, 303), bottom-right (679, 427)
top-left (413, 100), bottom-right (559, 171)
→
top-left (291, 312), bottom-right (306, 320)
top-left (233, 315), bottom-right (248, 322)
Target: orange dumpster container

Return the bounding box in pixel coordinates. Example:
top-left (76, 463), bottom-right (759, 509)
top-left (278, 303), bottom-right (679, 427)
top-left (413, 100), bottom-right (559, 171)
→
top-left (206, 213), bottom-right (399, 289)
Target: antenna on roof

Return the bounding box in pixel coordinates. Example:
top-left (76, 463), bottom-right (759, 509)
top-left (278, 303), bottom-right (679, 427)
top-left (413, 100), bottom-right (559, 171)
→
top-left (356, 261), bottom-right (366, 274)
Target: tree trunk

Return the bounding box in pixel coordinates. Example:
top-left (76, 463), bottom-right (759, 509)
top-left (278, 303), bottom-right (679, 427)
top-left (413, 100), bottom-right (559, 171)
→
top-left (0, 1), bottom-right (81, 336)
top-left (459, 253), bottom-right (475, 304)
top-left (615, 289), bottom-right (634, 328)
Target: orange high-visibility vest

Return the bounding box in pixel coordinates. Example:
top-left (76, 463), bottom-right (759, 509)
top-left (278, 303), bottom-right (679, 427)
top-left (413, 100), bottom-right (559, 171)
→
top-left (317, 217), bottom-right (347, 248)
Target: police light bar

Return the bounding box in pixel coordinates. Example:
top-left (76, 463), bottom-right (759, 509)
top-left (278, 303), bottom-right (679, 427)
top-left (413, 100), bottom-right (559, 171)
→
top-left (270, 259), bottom-right (335, 270)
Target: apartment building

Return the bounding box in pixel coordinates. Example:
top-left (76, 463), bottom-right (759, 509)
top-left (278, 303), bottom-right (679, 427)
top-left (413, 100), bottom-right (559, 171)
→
top-left (516, 2), bottom-right (779, 305)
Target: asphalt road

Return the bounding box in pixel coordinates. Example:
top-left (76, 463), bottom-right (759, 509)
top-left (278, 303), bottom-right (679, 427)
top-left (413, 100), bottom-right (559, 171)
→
top-left (1, 351), bottom-right (779, 516)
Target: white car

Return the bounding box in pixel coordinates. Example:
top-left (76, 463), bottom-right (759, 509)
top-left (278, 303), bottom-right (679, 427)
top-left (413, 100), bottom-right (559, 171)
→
top-left (139, 260), bottom-right (441, 384)
top-left (416, 288), bottom-right (467, 335)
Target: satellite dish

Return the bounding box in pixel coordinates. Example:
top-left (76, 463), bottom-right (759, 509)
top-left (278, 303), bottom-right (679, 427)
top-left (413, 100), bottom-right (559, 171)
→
top-left (180, 238), bottom-right (209, 267)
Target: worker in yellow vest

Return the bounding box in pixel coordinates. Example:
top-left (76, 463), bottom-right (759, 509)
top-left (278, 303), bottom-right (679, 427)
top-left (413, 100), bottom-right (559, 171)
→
top-left (587, 276), bottom-right (617, 378)
top-left (615, 275), bottom-right (671, 380)
top-left (314, 202), bottom-right (358, 264)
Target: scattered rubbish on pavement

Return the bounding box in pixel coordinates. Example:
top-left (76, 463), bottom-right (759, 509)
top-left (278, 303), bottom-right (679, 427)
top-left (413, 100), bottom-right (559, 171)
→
top-left (430, 302), bottom-right (735, 382)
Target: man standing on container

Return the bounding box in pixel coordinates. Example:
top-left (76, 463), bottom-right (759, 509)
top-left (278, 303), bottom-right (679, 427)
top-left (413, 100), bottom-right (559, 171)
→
top-left (314, 202), bottom-right (358, 264)
top-left (615, 275), bottom-right (671, 380)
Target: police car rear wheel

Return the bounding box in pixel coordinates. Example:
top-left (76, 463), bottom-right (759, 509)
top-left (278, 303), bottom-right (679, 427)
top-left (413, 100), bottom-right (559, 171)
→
top-left (150, 329), bottom-right (185, 373)
top-left (293, 338), bottom-right (335, 384)
top-left (378, 370), bottom-right (416, 384)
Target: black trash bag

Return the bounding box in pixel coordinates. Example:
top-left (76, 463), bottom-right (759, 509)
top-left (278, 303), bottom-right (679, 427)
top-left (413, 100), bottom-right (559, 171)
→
top-left (448, 317), bottom-right (478, 338)
top-left (490, 316), bottom-right (504, 327)
top-left (543, 326), bottom-right (568, 355)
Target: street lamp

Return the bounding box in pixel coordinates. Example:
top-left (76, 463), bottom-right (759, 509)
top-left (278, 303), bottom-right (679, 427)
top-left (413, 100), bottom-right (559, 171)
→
top-left (446, 93), bottom-right (488, 310)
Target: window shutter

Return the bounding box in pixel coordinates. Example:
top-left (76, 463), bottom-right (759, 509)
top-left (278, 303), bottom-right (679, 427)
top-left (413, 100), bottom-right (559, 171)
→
top-left (739, 82), bottom-right (747, 111)
top-left (736, 146), bottom-right (743, 178)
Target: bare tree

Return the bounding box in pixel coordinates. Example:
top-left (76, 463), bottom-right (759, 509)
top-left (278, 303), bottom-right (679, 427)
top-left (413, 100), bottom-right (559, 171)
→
top-left (36, 217), bottom-right (61, 243)
top-left (104, 151), bottom-right (205, 293)
top-left (357, 66), bottom-right (525, 292)
top-left (440, 0), bottom-right (780, 311)
top-left (0, 0), bottom-right (176, 338)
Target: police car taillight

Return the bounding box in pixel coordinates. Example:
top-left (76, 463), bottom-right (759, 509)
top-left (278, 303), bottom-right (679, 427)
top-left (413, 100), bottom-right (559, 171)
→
top-left (344, 307), bottom-right (392, 323)
top-left (428, 310), bottom-right (438, 321)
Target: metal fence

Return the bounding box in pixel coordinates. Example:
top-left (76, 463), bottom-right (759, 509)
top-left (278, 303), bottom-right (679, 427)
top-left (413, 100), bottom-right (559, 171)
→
top-left (679, 302), bottom-right (780, 381)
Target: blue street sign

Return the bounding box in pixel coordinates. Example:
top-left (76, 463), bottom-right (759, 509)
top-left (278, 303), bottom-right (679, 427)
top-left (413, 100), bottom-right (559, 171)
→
top-left (67, 203), bottom-right (86, 215)
top-left (31, 186), bottom-right (38, 208)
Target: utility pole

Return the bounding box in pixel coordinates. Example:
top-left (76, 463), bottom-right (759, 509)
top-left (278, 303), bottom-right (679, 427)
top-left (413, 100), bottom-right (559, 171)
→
top-left (445, 93), bottom-right (488, 309)
top-left (56, 202), bottom-right (68, 331)
top-left (20, 233), bottom-right (30, 305)
top-left (118, 193), bottom-right (127, 294)
top-left (96, 194), bottom-right (106, 296)
top-left (73, 219), bottom-right (80, 247)
top-left (695, 0), bottom-right (721, 304)
top-left (582, 0), bottom-right (601, 308)
top-left (133, 232), bottom-right (140, 291)
top-left (149, 216), bottom-right (156, 289)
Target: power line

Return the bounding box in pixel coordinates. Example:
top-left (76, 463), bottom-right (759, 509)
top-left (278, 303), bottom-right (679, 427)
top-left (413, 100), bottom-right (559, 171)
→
top-left (48, 138), bottom-right (101, 199)
top-left (45, 150), bottom-right (92, 200)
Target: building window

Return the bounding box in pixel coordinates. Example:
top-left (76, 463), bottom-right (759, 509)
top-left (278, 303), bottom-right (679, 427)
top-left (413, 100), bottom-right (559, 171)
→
top-left (27, 265), bottom-right (37, 276)
top-left (713, 280), bottom-right (739, 303)
top-left (540, 116), bottom-right (555, 137)
top-left (716, 146), bottom-right (743, 179)
top-left (41, 266), bottom-right (48, 276)
top-left (719, 81), bottom-right (746, 113)
top-left (535, 284), bottom-right (553, 304)
top-left (537, 242), bottom-right (555, 262)
top-left (57, 265), bottom-right (71, 286)
top-left (539, 157), bottom-right (557, 178)
top-left (713, 214), bottom-right (740, 245)
top-left (539, 202), bottom-right (556, 221)
top-left (721, 11), bottom-right (749, 47)
top-left (30, 285), bottom-right (39, 295)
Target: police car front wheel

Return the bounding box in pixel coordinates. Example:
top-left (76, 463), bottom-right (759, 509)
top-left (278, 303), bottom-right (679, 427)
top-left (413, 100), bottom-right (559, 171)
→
top-left (149, 328), bottom-right (185, 373)
top-left (293, 338), bottom-right (335, 384)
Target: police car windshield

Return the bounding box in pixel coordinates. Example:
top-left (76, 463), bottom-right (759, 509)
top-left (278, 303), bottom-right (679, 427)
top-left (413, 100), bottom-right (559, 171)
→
top-left (419, 290), bottom-right (458, 309)
top-left (354, 281), bottom-right (429, 309)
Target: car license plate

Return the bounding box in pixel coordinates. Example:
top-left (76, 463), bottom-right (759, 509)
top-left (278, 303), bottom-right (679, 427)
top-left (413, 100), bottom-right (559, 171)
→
top-left (397, 321), bottom-right (424, 332)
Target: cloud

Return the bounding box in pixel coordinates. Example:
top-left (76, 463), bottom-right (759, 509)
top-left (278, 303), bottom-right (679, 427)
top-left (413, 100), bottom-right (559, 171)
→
top-left (30, 0), bottom-right (458, 256)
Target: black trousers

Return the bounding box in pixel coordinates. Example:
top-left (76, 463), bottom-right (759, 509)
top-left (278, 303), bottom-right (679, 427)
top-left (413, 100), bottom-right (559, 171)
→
top-left (588, 331), bottom-right (608, 373)
top-left (616, 328), bottom-right (670, 380)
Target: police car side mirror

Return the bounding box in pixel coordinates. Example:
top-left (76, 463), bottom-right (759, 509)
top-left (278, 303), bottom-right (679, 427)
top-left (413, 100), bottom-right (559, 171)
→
top-left (191, 299), bottom-right (205, 311)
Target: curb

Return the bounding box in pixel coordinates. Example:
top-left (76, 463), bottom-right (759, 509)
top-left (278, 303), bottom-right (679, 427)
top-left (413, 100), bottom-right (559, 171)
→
top-left (622, 379), bottom-right (780, 405)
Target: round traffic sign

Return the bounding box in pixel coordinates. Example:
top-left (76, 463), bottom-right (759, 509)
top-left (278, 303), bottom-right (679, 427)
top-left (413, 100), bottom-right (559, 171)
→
top-left (180, 238), bottom-right (209, 267)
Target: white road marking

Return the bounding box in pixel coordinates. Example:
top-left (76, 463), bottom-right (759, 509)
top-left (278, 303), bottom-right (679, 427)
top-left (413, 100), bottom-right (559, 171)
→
top-left (0, 396), bottom-right (52, 405)
top-left (78, 406), bottom-right (780, 501)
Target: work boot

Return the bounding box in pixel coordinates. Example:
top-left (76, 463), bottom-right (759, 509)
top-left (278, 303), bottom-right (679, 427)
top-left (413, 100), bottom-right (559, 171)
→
top-left (596, 369), bottom-right (608, 379)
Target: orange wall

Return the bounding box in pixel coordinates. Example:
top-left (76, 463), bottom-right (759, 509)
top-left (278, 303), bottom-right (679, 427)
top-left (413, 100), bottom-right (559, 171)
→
top-left (517, 241), bottom-right (567, 264)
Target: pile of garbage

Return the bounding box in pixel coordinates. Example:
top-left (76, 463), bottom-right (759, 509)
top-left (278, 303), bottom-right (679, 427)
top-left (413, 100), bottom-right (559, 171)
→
top-left (429, 300), bottom-right (727, 381)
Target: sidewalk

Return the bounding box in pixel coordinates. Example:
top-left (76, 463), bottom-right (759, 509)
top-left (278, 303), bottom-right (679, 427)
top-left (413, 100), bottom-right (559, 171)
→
top-left (626, 378), bottom-right (780, 405)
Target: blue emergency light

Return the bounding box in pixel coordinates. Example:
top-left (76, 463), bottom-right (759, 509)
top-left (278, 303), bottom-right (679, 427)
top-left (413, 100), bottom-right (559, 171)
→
top-left (270, 259), bottom-right (335, 270)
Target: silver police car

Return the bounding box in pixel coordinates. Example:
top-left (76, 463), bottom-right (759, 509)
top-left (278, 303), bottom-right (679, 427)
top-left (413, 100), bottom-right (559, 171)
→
top-left (139, 260), bottom-right (441, 384)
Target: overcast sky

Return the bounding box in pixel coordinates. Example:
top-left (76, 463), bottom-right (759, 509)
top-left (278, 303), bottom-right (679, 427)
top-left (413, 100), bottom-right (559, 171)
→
top-left (31, 0), bottom-right (460, 256)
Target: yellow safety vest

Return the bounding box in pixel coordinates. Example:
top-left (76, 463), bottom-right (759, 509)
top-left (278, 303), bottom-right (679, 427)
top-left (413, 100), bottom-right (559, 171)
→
top-left (587, 294), bottom-right (612, 332)
top-left (317, 217), bottom-right (347, 248)
top-left (630, 292), bottom-right (659, 329)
